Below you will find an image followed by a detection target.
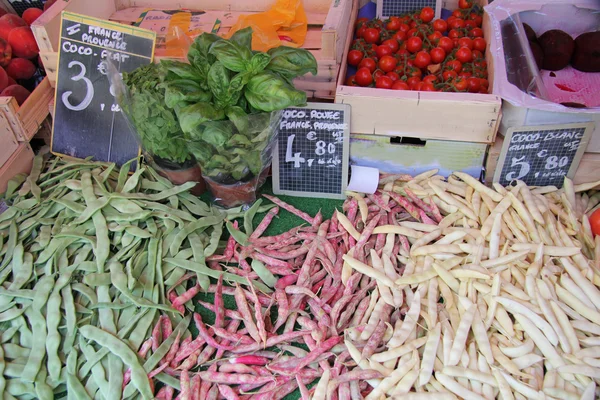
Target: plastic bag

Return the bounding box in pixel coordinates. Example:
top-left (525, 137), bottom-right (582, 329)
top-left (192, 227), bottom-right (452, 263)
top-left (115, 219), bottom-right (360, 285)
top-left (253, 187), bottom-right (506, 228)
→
top-left (225, 0), bottom-right (308, 52)
top-left (187, 111), bottom-right (283, 208)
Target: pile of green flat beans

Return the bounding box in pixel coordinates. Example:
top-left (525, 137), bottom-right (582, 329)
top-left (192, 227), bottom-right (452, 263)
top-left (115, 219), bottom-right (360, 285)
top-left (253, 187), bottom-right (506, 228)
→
top-left (0, 151), bottom-right (273, 399)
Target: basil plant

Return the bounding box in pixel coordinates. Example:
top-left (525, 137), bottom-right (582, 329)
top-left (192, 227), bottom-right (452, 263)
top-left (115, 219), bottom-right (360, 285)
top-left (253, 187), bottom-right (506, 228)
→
top-left (160, 27), bottom-right (317, 183)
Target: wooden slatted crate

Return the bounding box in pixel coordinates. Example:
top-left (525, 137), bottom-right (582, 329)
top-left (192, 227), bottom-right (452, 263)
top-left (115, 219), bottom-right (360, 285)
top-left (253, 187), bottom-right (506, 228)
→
top-left (334, 0), bottom-right (502, 144)
top-left (32, 0), bottom-right (356, 99)
top-left (0, 143), bottom-right (35, 194)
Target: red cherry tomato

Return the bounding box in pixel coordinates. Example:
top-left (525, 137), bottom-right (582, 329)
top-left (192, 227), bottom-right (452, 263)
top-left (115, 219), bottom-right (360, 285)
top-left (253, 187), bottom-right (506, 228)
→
top-left (443, 70), bottom-right (458, 81)
top-left (363, 28), bottom-right (380, 44)
top-left (448, 29), bottom-right (462, 39)
top-left (472, 49), bottom-right (484, 60)
top-left (386, 71), bottom-right (400, 82)
top-left (393, 31), bottom-right (407, 42)
top-left (469, 13), bottom-right (483, 27)
top-left (433, 19), bottom-right (448, 33)
top-left (430, 47), bottom-right (446, 64)
top-left (375, 76), bottom-right (394, 89)
top-left (465, 20), bottom-right (478, 30)
top-left (381, 38), bottom-right (399, 53)
top-left (358, 58), bottom-right (377, 73)
top-left (446, 59), bottom-right (463, 73)
top-left (453, 77), bottom-right (468, 91)
top-left (420, 82), bottom-right (436, 91)
top-left (392, 80), bottom-right (410, 90)
top-left (355, 67), bottom-right (373, 86)
top-left (428, 31), bottom-right (443, 42)
top-left (378, 55), bottom-right (398, 72)
top-left (438, 37), bottom-right (454, 53)
top-left (406, 36), bottom-right (423, 53)
top-left (347, 50), bottom-right (364, 67)
top-left (420, 7), bottom-right (435, 23)
top-left (407, 76), bottom-right (421, 89)
top-left (355, 17), bottom-right (369, 29)
top-left (459, 0), bottom-right (473, 9)
top-left (413, 51), bottom-right (432, 69)
top-left (423, 75), bottom-right (438, 84)
top-left (345, 75), bottom-right (357, 86)
top-left (376, 45), bottom-right (393, 59)
top-left (470, 27), bottom-right (484, 38)
top-left (467, 77), bottom-right (481, 92)
top-left (386, 18), bottom-right (401, 31)
top-left (589, 208), bottom-right (600, 236)
top-left (473, 37), bottom-right (487, 52)
top-left (449, 18), bottom-right (465, 30)
top-left (399, 23), bottom-right (410, 33)
top-left (373, 69), bottom-right (385, 80)
top-left (456, 47), bottom-right (473, 63)
top-left (452, 10), bottom-right (463, 19)
top-left (458, 37), bottom-right (474, 50)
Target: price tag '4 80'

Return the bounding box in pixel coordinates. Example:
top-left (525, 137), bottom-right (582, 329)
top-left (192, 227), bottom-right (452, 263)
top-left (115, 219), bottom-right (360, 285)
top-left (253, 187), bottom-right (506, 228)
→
top-left (285, 133), bottom-right (342, 168)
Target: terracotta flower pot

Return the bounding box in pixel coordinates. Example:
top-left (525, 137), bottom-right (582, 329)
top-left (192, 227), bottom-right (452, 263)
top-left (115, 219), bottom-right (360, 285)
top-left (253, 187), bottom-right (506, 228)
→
top-left (152, 157), bottom-right (206, 196)
top-left (205, 168), bottom-right (270, 208)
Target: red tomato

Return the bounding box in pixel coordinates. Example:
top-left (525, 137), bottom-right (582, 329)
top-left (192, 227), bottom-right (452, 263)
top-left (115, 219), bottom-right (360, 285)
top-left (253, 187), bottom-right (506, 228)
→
top-left (459, 0), bottom-right (473, 9)
top-left (392, 80), bottom-right (410, 90)
top-left (345, 75), bottom-right (357, 86)
top-left (420, 82), bottom-right (435, 91)
top-left (413, 51), bottom-right (431, 69)
top-left (355, 67), bottom-right (373, 86)
top-left (428, 31), bottom-right (443, 42)
top-left (376, 45), bottom-right (393, 59)
top-left (347, 50), bottom-right (364, 66)
top-left (433, 19), bottom-right (448, 33)
top-left (472, 49), bottom-right (484, 60)
top-left (397, 48), bottom-right (410, 57)
top-left (430, 47), bottom-right (446, 64)
top-left (406, 36), bottom-right (423, 53)
top-left (453, 77), bottom-right (468, 91)
top-left (399, 23), bottom-right (410, 33)
top-left (589, 209), bottom-right (600, 236)
top-left (423, 75), bottom-right (438, 84)
top-left (386, 71), bottom-right (400, 82)
top-left (438, 37), bottom-right (454, 53)
top-left (448, 29), bottom-right (463, 39)
top-left (373, 69), bottom-right (385, 80)
top-left (443, 70), bottom-right (458, 81)
top-left (378, 55), bottom-right (398, 72)
top-left (458, 37), bottom-right (474, 50)
top-left (358, 58), bottom-right (377, 72)
top-left (467, 77), bottom-right (481, 92)
top-left (364, 28), bottom-right (380, 44)
top-left (448, 18), bottom-right (465, 30)
top-left (456, 47), bottom-right (473, 63)
top-left (452, 10), bottom-right (463, 19)
top-left (355, 17), bottom-right (369, 29)
top-left (459, 71), bottom-right (472, 78)
top-left (381, 38), bottom-right (399, 52)
top-left (410, 20), bottom-right (418, 29)
top-left (407, 76), bottom-right (421, 89)
top-left (406, 67), bottom-right (422, 78)
top-left (479, 78), bottom-right (489, 89)
top-left (420, 7), bottom-right (435, 23)
top-left (386, 18), bottom-right (401, 31)
top-left (393, 31), bottom-right (407, 42)
top-left (407, 28), bottom-right (418, 38)
top-left (356, 25), bottom-right (367, 39)
top-left (474, 60), bottom-right (488, 69)
top-left (465, 19), bottom-right (478, 30)
top-left (469, 13), bottom-right (483, 27)
top-left (473, 37), bottom-right (486, 52)
top-left (375, 76), bottom-right (394, 89)
top-left (446, 59), bottom-right (463, 73)
top-left (470, 27), bottom-right (484, 38)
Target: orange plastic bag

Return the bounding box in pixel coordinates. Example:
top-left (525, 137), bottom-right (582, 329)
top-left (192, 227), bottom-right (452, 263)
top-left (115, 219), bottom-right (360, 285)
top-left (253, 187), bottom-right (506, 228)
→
top-left (225, 0), bottom-right (308, 52)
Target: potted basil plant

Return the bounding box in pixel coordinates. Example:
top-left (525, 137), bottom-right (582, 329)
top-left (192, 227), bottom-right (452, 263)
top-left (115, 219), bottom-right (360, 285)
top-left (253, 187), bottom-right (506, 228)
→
top-left (160, 27), bottom-right (317, 207)
top-left (121, 63), bottom-right (206, 194)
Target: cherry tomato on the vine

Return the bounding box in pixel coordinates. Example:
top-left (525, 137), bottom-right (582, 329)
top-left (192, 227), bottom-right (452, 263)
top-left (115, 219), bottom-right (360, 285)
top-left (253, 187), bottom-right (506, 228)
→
top-left (469, 13), bottom-right (483, 27)
top-left (459, 0), bottom-right (473, 9)
top-left (381, 39), bottom-right (399, 52)
top-left (470, 28), bottom-right (484, 38)
top-left (363, 28), bottom-right (380, 44)
top-left (443, 70), bottom-right (458, 81)
top-left (430, 47), bottom-right (446, 64)
top-left (376, 45), bottom-right (393, 59)
top-left (375, 76), bottom-right (394, 89)
top-left (378, 55), bottom-right (398, 72)
top-left (423, 75), bottom-right (438, 84)
top-left (420, 7), bottom-right (435, 23)
top-left (406, 36), bottom-right (423, 53)
top-left (448, 29), bottom-right (463, 39)
top-left (347, 50), bottom-right (364, 66)
top-left (438, 37), bottom-right (454, 53)
top-left (392, 80), bottom-right (410, 90)
top-left (453, 77), bottom-right (468, 91)
top-left (456, 47), bottom-right (473, 63)
top-left (433, 19), bottom-right (448, 33)
top-left (358, 58), bottom-right (377, 72)
top-left (345, 75), bottom-right (357, 86)
top-left (393, 31), bottom-right (407, 42)
top-left (355, 67), bottom-right (373, 86)
top-left (448, 18), bottom-right (465, 30)
top-left (386, 71), bottom-right (400, 82)
top-left (458, 37), bottom-right (474, 50)
top-left (428, 31), bottom-right (443, 42)
top-left (386, 18), bottom-right (401, 31)
top-left (465, 20), bottom-right (478, 30)
top-left (414, 51), bottom-right (432, 69)
top-left (373, 69), bottom-right (385, 80)
top-left (467, 77), bottom-right (481, 92)
top-left (473, 37), bottom-right (487, 52)
top-left (407, 76), bottom-right (421, 89)
top-left (420, 82), bottom-right (436, 91)
top-left (446, 59), bottom-right (463, 73)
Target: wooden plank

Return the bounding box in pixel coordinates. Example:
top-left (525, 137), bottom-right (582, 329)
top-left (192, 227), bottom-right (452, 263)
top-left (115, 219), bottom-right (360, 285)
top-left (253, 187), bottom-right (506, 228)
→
top-left (0, 143), bottom-right (34, 194)
top-left (0, 111), bottom-right (19, 169)
top-left (116, 0), bottom-right (332, 14)
top-left (335, 0), bottom-right (500, 144)
top-left (322, 0), bottom-right (354, 62)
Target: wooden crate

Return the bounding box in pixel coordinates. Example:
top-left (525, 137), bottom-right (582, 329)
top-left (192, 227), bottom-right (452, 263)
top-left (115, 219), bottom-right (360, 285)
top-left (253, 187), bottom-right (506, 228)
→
top-left (0, 113), bottom-right (20, 170)
top-left (486, 135), bottom-right (600, 186)
top-left (0, 77), bottom-right (54, 143)
top-left (0, 143), bottom-right (35, 194)
top-left (334, 0), bottom-right (502, 143)
top-left (32, 0), bottom-right (356, 99)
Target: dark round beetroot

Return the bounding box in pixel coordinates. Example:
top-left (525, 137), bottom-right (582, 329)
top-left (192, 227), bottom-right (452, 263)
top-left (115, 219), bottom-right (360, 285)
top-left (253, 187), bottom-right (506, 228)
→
top-left (529, 40), bottom-right (544, 69)
top-left (523, 23), bottom-right (537, 42)
top-left (571, 31), bottom-right (600, 73)
top-left (538, 29), bottom-right (574, 71)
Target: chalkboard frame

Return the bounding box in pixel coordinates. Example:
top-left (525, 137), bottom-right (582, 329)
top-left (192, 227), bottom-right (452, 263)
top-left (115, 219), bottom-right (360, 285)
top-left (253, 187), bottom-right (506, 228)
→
top-left (50, 11), bottom-right (157, 166)
top-left (493, 122), bottom-right (595, 187)
top-left (272, 103), bottom-right (351, 200)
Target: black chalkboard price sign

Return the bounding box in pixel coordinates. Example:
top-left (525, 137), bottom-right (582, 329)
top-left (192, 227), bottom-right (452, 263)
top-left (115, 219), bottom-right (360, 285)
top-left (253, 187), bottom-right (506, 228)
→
top-left (272, 103), bottom-right (351, 200)
top-left (493, 122), bottom-right (594, 188)
top-left (51, 12), bottom-right (156, 167)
